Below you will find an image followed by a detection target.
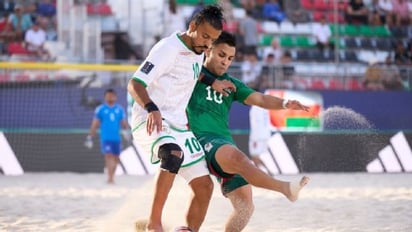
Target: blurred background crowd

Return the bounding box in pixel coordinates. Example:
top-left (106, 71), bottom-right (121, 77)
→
top-left (0, 0), bottom-right (411, 91)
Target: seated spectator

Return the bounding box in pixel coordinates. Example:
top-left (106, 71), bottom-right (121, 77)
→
top-left (283, 0), bottom-right (310, 24)
top-left (9, 4), bottom-right (32, 41)
top-left (392, 0), bottom-right (410, 26)
top-left (312, 15), bottom-right (334, 51)
top-left (0, 11), bottom-right (13, 43)
top-left (239, 10), bottom-right (259, 55)
top-left (241, 51), bottom-right (262, 89)
top-left (346, 0), bottom-right (369, 24)
top-left (262, 38), bottom-right (282, 65)
top-left (377, 0), bottom-right (394, 25)
top-left (279, 50), bottom-right (295, 88)
top-left (220, 0), bottom-right (235, 24)
top-left (24, 22), bottom-right (51, 60)
top-left (0, 0), bottom-right (15, 17)
top-left (394, 40), bottom-right (411, 65)
top-left (262, 0), bottom-right (286, 23)
top-left (381, 55), bottom-right (404, 90)
top-left (37, 0), bottom-right (56, 17)
top-left (369, 0), bottom-right (388, 25)
top-left (363, 58), bottom-right (384, 90)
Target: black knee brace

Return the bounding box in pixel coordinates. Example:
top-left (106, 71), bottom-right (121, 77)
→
top-left (158, 143), bottom-right (184, 174)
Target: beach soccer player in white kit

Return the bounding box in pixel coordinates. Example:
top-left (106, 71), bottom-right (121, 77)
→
top-left (127, 5), bottom-right (236, 232)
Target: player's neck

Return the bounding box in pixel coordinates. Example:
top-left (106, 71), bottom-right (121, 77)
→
top-left (178, 32), bottom-right (194, 51)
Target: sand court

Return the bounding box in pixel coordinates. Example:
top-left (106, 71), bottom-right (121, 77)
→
top-left (1, 172), bottom-right (411, 232)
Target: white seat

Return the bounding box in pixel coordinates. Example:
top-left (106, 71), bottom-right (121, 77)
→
top-left (279, 21), bottom-right (296, 34)
top-left (261, 21), bottom-right (279, 34)
top-left (295, 23), bottom-right (312, 35)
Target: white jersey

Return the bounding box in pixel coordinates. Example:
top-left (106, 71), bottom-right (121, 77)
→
top-left (131, 32), bottom-right (204, 129)
top-left (249, 105), bottom-right (271, 141)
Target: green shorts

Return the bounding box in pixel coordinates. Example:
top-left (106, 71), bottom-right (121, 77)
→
top-left (197, 134), bottom-right (248, 196)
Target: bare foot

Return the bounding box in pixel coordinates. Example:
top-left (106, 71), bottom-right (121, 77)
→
top-left (287, 176), bottom-right (310, 202)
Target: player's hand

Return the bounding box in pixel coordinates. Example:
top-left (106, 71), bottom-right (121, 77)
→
top-left (146, 111), bottom-right (162, 135)
top-left (212, 79), bottom-right (236, 97)
top-left (285, 100), bottom-right (310, 112)
top-left (84, 135), bottom-right (93, 149)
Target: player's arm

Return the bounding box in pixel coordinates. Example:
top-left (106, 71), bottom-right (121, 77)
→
top-left (244, 92), bottom-right (309, 111)
top-left (84, 118), bottom-right (100, 149)
top-left (127, 79), bottom-right (162, 135)
top-left (88, 118), bottom-right (100, 138)
top-left (198, 72), bottom-right (236, 96)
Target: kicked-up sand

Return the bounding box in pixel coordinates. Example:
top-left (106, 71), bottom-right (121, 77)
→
top-left (0, 172), bottom-right (411, 232)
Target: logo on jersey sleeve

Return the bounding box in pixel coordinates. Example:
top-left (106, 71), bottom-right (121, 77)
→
top-left (141, 61), bottom-right (155, 74)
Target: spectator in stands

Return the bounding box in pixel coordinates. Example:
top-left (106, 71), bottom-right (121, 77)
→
top-left (241, 51), bottom-right (262, 89)
top-left (9, 4), bottom-right (32, 41)
top-left (0, 11), bottom-right (13, 44)
top-left (0, 0), bottom-right (15, 17)
top-left (186, 0), bottom-right (204, 27)
top-left (262, 37), bottom-right (282, 65)
top-left (37, 0), bottom-right (56, 18)
top-left (394, 40), bottom-right (411, 65)
top-left (346, 0), bottom-right (369, 24)
top-left (312, 15), bottom-right (333, 51)
top-left (162, 0), bottom-right (186, 37)
top-left (279, 50), bottom-right (295, 88)
top-left (283, 0), bottom-right (310, 24)
top-left (24, 21), bottom-right (51, 60)
top-left (381, 55), bottom-right (404, 90)
top-left (220, 0), bottom-right (235, 23)
top-left (392, 0), bottom-right (410, 26)
top-left (240, 0), bottom-right (258, 17)
top-left (262, 0), bottom-right (286, 23)
top-left (113, 33), bottom-right (139, 61)
top-left (375, 0), bottom-right (394, 26)
top-left (363, 58), bottom-right (384, 90)
top-left (239, 9), bottom-right (259, 54)
top-left (369, 0), bottom-right (388, 25)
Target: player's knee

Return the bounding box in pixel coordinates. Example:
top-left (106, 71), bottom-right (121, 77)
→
top-left (190, 176), bottom-right (214, 198)
top-left (158, 143), bottom-right (184, 174)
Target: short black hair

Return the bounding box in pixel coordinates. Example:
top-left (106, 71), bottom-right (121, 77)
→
top-left (212, 31), bottom-right (236, 47)
top-left (191, 5), bottom-right (224, 30)
top-left (105, 88), bottom-right (116, 95)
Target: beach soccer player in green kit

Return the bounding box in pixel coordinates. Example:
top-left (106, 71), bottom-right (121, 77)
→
top-left (187, 31), bottom-right (311, 232)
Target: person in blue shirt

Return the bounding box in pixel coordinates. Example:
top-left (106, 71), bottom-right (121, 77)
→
top-left (85, 89), bottom-right (130, 184)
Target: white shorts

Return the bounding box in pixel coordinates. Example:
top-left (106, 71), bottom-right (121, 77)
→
top-left (248, 139), bottom-right (268, 157)
top-left (133, 119), bottom-right (209, 183)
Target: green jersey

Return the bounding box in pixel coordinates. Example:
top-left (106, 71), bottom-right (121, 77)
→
top-left (187, 67), bottom-right (255, 140)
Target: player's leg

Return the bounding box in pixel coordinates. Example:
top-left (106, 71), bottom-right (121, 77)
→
top-left (225, 184), bottom-right (254, 232)
top-left (104, 154), bottom-right (115, 183)
top-left (215, 144), bottom-right (309, 201)
top-left (179, 161), bottom-right (213, 232)
top-left (105, 141), bottom-right (121, 184)
top-left (251, 156), bottom-right (273, 176)
top-left (148, 170), bottom-right (176, 232)
top-left (147, 143), bottom-right (184, 232)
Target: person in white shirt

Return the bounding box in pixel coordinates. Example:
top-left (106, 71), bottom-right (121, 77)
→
top-left (262, 38), bottom-right (283, 65)
top-left (128, 5), bottom-right (235, 232)
top-left (162, 0), bottom-right (186, 37)
top-left (249, 105), bottom-right (274, 176)
top-left (312, 16), bottom-right (333, 51)
top-left (241, 51), bottom-right (262, 89)
top-left (24, 22), bottom-right (50, 59)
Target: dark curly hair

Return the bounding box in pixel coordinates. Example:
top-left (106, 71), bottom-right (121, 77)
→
top-left (191, 5), bottom-right (224, 30)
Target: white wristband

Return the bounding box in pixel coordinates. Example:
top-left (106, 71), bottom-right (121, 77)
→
top-left (282, 99), bottom-right (288, 109)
